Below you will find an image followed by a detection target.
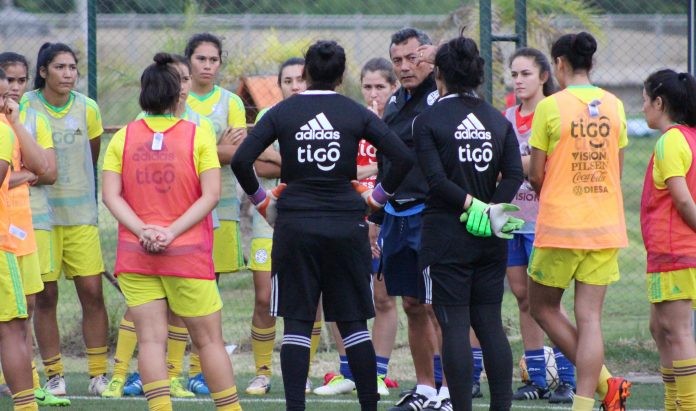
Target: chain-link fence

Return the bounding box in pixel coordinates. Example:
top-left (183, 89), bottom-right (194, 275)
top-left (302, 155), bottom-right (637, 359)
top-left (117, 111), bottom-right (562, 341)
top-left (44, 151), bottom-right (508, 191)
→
top-left (0, 0), bottom-right (688, 372)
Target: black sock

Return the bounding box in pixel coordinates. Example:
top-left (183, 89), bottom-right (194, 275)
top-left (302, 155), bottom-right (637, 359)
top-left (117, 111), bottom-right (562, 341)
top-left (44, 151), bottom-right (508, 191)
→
top-left (337, 320), bottom-right (379, 411)
top-left (281, 318), bottom-right (313, 411)
top-left (471, 303), bottom-right (512, 411)
top-left (433, 304), bottom-right (473, 411)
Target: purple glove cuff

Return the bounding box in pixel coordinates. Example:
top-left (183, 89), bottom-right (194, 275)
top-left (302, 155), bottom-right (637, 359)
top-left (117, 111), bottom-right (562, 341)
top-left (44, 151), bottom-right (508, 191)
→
top-left (249, 186), bottom-right (267, 206)
top-left (371, 183), bottom-right (392, 205)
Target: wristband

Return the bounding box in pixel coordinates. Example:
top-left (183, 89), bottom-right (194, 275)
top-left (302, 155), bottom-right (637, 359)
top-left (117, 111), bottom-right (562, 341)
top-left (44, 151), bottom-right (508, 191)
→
top-left (249, 185), bottom-right (267, 206)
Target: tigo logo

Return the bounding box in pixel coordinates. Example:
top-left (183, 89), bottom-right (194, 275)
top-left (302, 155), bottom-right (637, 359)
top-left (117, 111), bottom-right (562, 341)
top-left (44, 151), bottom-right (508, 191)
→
top-left (454, 113), bottom-right (492, 140)
top-left (295, 113), bottom-right (341, 140)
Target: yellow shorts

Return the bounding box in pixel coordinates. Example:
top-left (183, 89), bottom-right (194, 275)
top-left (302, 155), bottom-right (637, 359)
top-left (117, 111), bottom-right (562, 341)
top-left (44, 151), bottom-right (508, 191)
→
top-left (0, 251), bottom-right (28, 321)
top-left (248, 238), bottom-right (272, 272)
top-left (118, 273), bottom-right (222, 317)
top-left (35, 229), bottom-right (53, 275)
top-left (17, 252), bottom-right (44, 295)
top-left (44, 225), bottom-right (104, 281)
top-left (528, 247), bottom-right (620, 289)
top-left (647, 268), bottom-right (696, 308)
top-left (213, 221), bottom-right (245, 274)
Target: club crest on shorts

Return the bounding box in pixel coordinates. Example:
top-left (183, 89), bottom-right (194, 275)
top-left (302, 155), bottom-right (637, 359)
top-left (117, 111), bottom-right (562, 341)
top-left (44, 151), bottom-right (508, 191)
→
top-left (255, 249), bottom-right (268, 264)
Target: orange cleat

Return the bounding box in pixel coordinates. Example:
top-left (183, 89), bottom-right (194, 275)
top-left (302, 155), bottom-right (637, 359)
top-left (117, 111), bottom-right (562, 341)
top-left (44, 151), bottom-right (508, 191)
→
top-left (599, 377), bottom-right (631, 411)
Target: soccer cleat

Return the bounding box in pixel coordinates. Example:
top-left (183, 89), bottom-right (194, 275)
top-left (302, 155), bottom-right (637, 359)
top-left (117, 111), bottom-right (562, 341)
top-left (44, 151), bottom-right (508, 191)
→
top-left (512, 381), bottom-right (550, 400)
top-left (123, 372), bottom-right (144, 396)
top-left (101, 376), bottom-right (125, 398)
top-left (398, 385), bottom-right (415, 398)
top-left (377, 375), bottom-right (390, 396)
top-left (305, 378), bottom-right (312, 394)
top-left (548, 382), bottom-right (575, 404)
top-left (245, 375), bottom-right (272, 395)
top-left (388, 391), bottom-right (429, 411)
top-left (313, 374), bottom-right (355, 395)
top-left (600, 377), bottom-right (631, 411)
top-left (44, 375), bottom-right (67, 396)
top-left (423, 397), bottom-right (453, 411)
top-left (472, 381), bottom-right (483, 398)
top-left (88, 374), bottom-right (109, 395)
top-left (187, 373), bottom-right (210, 395)
top-left (170, 376), bottom-right (195, 398)
top-left (35, 387), bottom-right (71, 406)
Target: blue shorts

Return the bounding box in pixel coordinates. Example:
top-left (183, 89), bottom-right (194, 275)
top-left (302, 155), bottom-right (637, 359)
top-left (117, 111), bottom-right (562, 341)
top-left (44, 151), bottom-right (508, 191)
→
top-left (507, 233), bottom-right (535, 267)
top-left (380, 212), bottom-right (423, 298)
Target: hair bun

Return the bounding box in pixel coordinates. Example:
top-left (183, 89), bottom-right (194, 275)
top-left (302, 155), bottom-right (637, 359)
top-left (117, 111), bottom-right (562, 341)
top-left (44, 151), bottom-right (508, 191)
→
top-left (153, 52), bottom-right (173, 66)
top-left (316, 41), bottom-right (337, 59)
top-left (573, 32), bottom-right (597, 57)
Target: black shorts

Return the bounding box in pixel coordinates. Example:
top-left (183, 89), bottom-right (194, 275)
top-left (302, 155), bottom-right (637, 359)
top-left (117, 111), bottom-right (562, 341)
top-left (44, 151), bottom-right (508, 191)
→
top-left (419, 212), bottom-right (507, 306)
top-left (380, 212), bottom-right (424, 299)
top-left (271, 214), bottom-right (375, 322)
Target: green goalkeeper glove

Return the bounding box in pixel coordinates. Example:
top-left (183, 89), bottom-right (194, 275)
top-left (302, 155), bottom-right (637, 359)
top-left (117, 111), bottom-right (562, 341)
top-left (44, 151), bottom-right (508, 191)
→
top-left (460, 197), bottom-right (491, 237)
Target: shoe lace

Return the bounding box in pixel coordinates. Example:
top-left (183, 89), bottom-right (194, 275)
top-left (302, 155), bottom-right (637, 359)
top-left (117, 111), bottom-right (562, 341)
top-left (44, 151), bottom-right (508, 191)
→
top-left (125, 373), bottom-right (140, 386)
top-left (248, 375), bottom-right (268, 387)
top-left (46, 377), bottom-right (62, 389)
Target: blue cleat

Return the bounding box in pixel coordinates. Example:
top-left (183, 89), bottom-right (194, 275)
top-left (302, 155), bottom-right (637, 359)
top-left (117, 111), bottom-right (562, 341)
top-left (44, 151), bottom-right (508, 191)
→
top-left (122, 372), bottom-right (144, 396)
top-left (187, 373), bottom-right (210, 395)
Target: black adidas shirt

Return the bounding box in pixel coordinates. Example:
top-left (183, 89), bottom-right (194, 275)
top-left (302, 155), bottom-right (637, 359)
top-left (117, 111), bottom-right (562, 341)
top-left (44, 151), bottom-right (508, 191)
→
top-left (378, 75), bottom-right (440, 213)
top-left (413, 93), bottom-right (523, 215)
top-left (231, 90), bottom-right (414, 215)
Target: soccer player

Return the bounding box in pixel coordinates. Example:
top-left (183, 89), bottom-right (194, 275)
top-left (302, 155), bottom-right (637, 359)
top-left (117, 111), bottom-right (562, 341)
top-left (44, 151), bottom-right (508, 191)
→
top-left (22, 42), bottom-right (109, 396)
top-left (101, 54), bottom-right (214, 399)
top-left (413, 35), bottom-right (523, 411)
top-left (102, 52), bottom-right (241, 411)
top-left (527, 32), bottom-right (631, 411)
top-left (231, 39), bottom-right (414, 411)
top-left (0, 52), bottom-right (70, 407)
top-left (246, 57), bottom-right (323, 396)
top-left (315, 57), bottom-right (399, 397)
top-left (641, 69), bottom-right (696, 411)
top-left (0, 66), bottom-right (40, 411)
top-left (500, 47), bottom-right (575, 403)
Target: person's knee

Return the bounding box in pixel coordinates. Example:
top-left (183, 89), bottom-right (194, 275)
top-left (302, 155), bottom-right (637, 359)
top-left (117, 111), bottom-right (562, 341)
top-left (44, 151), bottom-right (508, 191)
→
top-left (374, 293), bottom-right (395, 313)
top-left (254, 293), bottom-right (271, 314)
top-left (36, 284), bottom-right (58, 309)
top-left (402, 297), bottom-right (425, 317)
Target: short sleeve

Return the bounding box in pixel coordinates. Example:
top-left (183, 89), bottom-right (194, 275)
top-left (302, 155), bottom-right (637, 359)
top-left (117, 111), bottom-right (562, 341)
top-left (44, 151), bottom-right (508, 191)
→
top-left (102, 127), bottom-right (127, 174)
top-left (85, 97), bottom-right (104, 139)
top-left (34, 112), bottom-right (54, 149)
top-left (0, 124), bottom-right (14, 164)
top-left (529, 96), bottom-right (554, 153)
top-left (194, 125), bottom-right (221, 174)
top-left (653, 128), bottom-right (693, 189)
top-left (616, 99), bottom-right (629, 149)
top-left (227, 93), bottom-right (247, 128)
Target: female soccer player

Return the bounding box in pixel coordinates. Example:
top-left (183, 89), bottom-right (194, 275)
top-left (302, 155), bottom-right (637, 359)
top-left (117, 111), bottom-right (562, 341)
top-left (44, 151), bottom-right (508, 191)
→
top-left (0, 66), bottom-right (40, 411)
top-left (527, 32), bottom-right (631, 411)
top-left (413, 35), bottom-right (523, 410)
top-left (315, 57), bottom-right (399, 397)
top-left (641, 69), bottom-right (696, 411)
top-left (232, 40), bottom-right (413, 411)
top-left (101, 54), bottom-right (215, 399)
top-left (102, 52), bottom-right (241, 411)
top-left (501, 47), bottom-right (575, 403)
top-left (22, 42), bottom-right (109, 396)
top-left (0, 52), bottom-right (69, 407)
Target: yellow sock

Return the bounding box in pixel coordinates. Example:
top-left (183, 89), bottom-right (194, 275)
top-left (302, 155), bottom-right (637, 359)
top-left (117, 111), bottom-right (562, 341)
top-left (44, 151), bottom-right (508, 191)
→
top-left (674, 357), bottom-right (696, 409)
top-left (251, 325), bottom-right (275, 376)
top-left (309, 321), bottom-right (322, 364)
top-left (211, 386), bottom-right (242, 411)
top-left (12, 388), bottom-right (38, 410)
top-left (166, 325), bottom-right (189, 379)
top-left (596, 364), bottom-right (612, 398)
top-left (42, 354), bottom-right (63, 378)
top-left (662, 366), bottom-right (677, 411)
top-left (86, 346), bottom-right (108, 377)
top-left (31, 362), bottom-right (40, 390)
top-left (571, 394), bottom-right (595, 411)
top-left (144, 380), bottom-right (172, 411)
top-left (113, 319), bottom-right (137, 379)
top-left (189, 353), bottom-right (202, 376)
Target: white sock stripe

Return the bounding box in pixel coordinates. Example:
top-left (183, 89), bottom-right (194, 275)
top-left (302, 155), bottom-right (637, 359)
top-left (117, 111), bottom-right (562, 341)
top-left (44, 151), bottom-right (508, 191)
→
top-left (343, 331), bottom-right (371, 348)
top-left (282, 335), bottom-right (311, 347)
top-left (525, 354), bottom-right (546, 360)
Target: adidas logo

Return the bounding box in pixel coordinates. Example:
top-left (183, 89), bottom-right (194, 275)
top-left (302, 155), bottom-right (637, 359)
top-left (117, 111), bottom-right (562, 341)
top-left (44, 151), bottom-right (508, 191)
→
top-left (454, 113), bottom-right (492, 140)
top-left (295, 112), bottom-right (341, 141)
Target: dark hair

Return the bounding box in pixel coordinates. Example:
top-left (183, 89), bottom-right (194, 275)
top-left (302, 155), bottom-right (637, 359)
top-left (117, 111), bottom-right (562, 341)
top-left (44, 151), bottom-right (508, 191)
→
top-left (0, 52), bottom-right (29, 75)
top-left (304, 40), bottom-right (345, 90)
top-left (434, 36), bottom-right (484, 94)
top-left (34, 42), bottom-right (78, 89)
top-left (551, 32), bottom-right (597, 72)
top-left (184, 33), bottom-right (222, 60)
top-left (170, 54), bottom-right (191, 72)
top-left (645, 69), bottom-right (696, 127)
top-left (360, 57), bottom-right (397, 85)
top-left (139, 53), bottom-right (181, 114)
top-left (0, 68), bottom-right (6, 81)
top-left (277, 57), bottom-right (305, 86)
top-left (509, 47), bottom-right (555, 97)
top-left (390, 27), bottom-right (432, 49)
